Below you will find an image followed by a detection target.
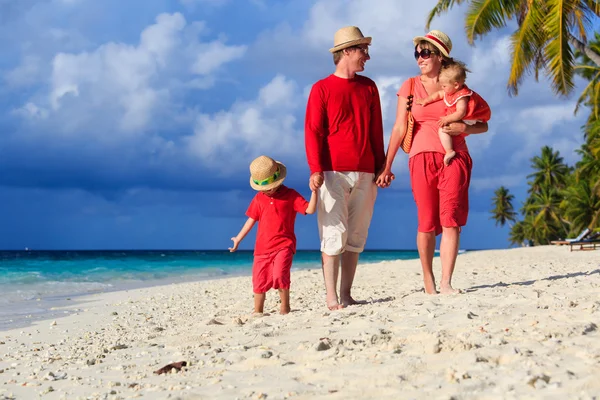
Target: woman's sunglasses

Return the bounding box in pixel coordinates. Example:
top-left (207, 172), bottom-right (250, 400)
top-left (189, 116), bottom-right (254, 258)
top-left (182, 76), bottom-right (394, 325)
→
top-left (414, 49), bottom-right (438, 60)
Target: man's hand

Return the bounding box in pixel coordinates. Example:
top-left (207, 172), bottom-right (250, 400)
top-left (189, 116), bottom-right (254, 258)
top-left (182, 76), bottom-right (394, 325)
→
top-left (309, 172), bottom-right (324, 191)
top-left (441, 122), bottom-right (467, 136)
top-left (375, 167), bottom-right (395, 188)
top-left (229, 237), bottom-right (240, 252)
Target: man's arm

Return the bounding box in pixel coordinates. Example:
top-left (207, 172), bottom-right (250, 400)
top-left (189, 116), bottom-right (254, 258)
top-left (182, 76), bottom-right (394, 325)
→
top-left (370, 83), bottom-right (385, 173)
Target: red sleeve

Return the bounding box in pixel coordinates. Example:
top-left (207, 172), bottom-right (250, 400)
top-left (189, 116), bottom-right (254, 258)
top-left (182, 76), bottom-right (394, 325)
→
top-left (291, 190), bottom-right (309, 215)
top-left (397, 77), bottom-right (413, 98)
top-left (370, 83), bottom-right (385, 172)
top-left (305, 82), bottom-right (326, 174)
top-left (245, 194), bottom-right (261, 221)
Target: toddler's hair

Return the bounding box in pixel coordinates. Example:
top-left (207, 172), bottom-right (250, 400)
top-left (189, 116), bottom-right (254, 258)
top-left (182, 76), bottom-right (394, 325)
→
top-left (439, 59), bottom-right (471, 84)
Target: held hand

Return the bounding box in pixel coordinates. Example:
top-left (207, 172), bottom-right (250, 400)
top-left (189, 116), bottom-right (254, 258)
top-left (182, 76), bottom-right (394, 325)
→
top-left (229, 237), bottom-right (240, 253)
top-left (375, 168), bottom-right (395, 188)
top-left (309, 172), bottom-right (324, 191)
top-left (441, 122), bottom-right (467, 136)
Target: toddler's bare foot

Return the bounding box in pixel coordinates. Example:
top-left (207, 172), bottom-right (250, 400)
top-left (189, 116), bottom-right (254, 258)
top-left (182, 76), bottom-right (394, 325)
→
top-left (327, 301), bottom-right (344, 310)
top-left (280, 305), bottom-right (291, 315)
top-left (443, 150), bottom-right (456, 166)
top-left (340, 296), bottom-right (367, 307)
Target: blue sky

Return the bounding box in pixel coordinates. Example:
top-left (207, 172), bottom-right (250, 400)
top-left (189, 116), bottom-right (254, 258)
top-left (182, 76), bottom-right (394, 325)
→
top-left (0, 0), bottom-right (591, 250)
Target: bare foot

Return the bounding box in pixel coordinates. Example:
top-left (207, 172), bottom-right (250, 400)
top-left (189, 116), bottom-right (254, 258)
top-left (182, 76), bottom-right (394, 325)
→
top-left (280, 305), bottom-right (291, 315)
top-left (327, 301), bottom-right (344, 310)
top-left (443, 150), bottom-right (456, 166)
top-left (440, 286), bottom-right (462, 295)
top-left (340, 296), bottom-right (367, 307)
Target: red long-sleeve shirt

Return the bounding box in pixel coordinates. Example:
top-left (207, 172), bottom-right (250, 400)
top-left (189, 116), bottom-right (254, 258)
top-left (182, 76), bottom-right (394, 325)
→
top-left (305, 74), bottom-right (385, 175)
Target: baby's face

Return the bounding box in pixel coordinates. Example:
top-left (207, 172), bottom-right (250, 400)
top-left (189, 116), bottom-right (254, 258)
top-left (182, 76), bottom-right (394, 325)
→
top-left (440, 77), bottom-right (461, 96)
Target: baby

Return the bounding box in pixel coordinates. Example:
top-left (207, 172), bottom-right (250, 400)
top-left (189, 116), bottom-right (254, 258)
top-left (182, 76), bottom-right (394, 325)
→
top-left (229, 155), bottom-right (317, 315)
top-left (417, 60), bottom-right (491, 165)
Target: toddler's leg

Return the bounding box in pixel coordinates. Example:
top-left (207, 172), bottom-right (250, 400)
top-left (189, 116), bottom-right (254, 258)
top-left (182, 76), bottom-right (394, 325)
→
top-left (278, 289), bottom-right (290, 315)
top-left (438, 127), bottom-right (456, 166)
top-left (254, 293), bottom-right (266, 314)
top-left (271, 248), bottom-right (293, 314)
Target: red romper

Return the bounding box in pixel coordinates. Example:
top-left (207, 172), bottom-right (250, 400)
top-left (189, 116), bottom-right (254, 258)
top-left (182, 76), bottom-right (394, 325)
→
top-left (246, 185), bottom-right (309, 293)
top-left (444, 85), bottom-right (491, 125)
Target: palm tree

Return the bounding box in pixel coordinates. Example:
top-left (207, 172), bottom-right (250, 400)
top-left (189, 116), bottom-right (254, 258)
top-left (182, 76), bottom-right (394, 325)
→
top-left (490, 186), bottom-right (517, 227)
top-left (426, 1), bottom-right (600, 97)
top-left (524, 186), bottom-right (569, 243)
top-left (561, 178), bottom-right (600, 233)
top-left (526, 146), bottom-right (570, 193)
top-left (575, 33), bottom-right (600, 119)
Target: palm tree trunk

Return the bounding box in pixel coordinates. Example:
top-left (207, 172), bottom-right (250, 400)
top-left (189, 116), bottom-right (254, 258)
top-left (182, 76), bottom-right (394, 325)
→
top-left (570, 37), bottom-right (600, 66)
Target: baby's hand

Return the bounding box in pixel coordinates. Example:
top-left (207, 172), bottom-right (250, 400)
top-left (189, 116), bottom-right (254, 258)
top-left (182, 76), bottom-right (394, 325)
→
top-left (438, 117), bottom-right (450, 126)
top-left (415, 98), bottom-right (427, 106)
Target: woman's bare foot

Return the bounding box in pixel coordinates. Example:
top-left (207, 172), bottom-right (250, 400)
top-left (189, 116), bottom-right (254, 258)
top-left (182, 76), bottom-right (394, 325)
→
top-left (443, 150), bottom-right (456, 166)
top-left (440, 285), bottom-right (462, 294)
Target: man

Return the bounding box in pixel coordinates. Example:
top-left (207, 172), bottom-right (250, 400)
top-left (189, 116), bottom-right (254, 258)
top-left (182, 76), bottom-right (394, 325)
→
top-left (305, 26), bottom-right (385, 310)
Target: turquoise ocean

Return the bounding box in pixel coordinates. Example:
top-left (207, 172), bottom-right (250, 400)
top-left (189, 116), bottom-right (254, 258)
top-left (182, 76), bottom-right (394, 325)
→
top-left (0, 250), bottom-right (422, 330)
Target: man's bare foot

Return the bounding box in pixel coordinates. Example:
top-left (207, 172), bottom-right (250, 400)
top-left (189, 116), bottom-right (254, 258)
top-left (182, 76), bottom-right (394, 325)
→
top-left (443, 150), bottom-right (456, 166)
top-left (340, 296), bottom-right (367, 306)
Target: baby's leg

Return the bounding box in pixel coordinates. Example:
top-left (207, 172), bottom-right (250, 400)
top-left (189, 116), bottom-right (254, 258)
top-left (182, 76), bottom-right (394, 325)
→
top-left (438, 127), bottom-right (456, 166)
top-left (254, 293), bottom-right (266, 314)
top-left (278, 289), bottom-right (290, 314)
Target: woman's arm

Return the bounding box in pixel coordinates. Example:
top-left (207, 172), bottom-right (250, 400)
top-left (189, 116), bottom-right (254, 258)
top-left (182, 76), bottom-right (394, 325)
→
top-left (441, 121), bottom-right (488, 136)
top-left (375, 94), bottom-right (409, 188)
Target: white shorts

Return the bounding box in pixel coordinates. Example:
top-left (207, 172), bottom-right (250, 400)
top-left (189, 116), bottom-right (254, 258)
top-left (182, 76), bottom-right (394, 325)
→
top-left (317, 171), bottom-right (377, 256)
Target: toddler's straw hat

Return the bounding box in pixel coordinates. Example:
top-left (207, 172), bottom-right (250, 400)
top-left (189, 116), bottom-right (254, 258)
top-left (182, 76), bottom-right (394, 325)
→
top-left (249, 155), bottom-right (287, 191)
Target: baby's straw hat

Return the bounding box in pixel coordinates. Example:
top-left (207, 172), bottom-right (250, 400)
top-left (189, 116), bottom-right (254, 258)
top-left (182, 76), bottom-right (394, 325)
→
top-left (249, 155), bottom-right (287, 191)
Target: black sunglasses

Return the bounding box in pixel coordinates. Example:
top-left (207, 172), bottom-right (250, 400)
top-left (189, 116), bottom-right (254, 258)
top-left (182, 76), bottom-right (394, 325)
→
top-left (414, 48), bottom-right (438, 60)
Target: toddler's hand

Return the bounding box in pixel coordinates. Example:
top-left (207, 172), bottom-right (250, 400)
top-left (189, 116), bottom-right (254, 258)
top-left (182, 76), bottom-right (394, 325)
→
top-left (438, 117), bottom-right (450, 127)
top-left (229, 237), bottom-right (240, 252)
top-left (415, 98), bottom-right (427, 106)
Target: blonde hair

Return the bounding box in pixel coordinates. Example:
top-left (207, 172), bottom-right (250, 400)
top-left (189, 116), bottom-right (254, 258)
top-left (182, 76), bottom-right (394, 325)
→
top-left (439, 60), bottom-right (471, 84)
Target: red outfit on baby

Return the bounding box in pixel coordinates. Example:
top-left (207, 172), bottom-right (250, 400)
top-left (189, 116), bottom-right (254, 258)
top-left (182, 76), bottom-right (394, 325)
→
top-left (444, 84), bottom-right (491, 124)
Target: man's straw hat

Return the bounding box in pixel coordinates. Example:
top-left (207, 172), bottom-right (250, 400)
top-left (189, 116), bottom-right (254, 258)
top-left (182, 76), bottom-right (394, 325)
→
top-left (329, 26), bottom-right (372, 53)
top-left (249, 155), bottom-right (287, 191)
top-left (412, 30), bottom-right (452, 57)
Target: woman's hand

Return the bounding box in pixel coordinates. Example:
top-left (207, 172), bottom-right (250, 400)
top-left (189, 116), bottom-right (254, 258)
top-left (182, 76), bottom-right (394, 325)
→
top-left (375, 167), bottom-right (395, 188)
top-left (440, 121), bottom-right (467, 136)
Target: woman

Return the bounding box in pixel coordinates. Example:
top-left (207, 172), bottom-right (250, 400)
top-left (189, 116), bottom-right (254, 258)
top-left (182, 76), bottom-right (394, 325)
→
top-left (376, 30), bottom-right (488, 294)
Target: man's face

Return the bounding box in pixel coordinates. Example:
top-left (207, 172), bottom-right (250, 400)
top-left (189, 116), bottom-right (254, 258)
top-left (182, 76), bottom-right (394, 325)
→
top-left (347, 45), bottom-right (370, 72)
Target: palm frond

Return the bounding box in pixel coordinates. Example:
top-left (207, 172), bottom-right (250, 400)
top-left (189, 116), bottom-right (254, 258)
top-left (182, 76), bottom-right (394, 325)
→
top-left (426, 0), bottom-right (468, 30)
top-left (544, 0), bottom-right (577, 97)
top-left (506, 1), bottom-right (545, 96)
top-left (464, 0), bottom-right (521, 44)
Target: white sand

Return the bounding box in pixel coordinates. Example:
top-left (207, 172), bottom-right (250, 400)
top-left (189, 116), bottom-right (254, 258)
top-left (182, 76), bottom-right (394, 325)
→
top-left (1, 246), bottom-right (599, 399)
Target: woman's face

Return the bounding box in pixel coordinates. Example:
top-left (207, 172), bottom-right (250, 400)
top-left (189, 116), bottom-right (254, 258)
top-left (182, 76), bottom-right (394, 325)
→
top-left (415, 45), bottom-right (442, 76)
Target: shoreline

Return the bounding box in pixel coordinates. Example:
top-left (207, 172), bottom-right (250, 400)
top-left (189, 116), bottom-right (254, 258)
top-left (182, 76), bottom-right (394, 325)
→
top-left (1, 246), bottom-right (598, 399)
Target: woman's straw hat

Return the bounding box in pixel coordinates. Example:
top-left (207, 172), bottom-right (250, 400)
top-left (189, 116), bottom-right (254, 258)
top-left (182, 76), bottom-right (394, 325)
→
top-left (413, 30), bottom-right (452, 57)
top-left (249, 155), bottom-right (287, 191)
top-left (329, 26), bottom-right (372, 53)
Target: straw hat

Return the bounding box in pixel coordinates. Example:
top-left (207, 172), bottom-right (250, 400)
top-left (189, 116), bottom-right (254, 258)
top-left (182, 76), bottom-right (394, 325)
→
top-left (249, 155), bottom-right (287, 191)
top-left (412, 30), bottom-right (452, 57)
top-left (329, 26), bottom-right (372, 53)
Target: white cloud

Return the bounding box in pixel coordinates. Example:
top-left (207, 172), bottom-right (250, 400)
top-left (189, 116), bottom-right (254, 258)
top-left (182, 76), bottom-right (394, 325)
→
top-left (4, 55), bottom-right (42, 87)
top-left (15, 12), bottom-right (247, 137)
top-left (185, 74), bottom-right (302, 168)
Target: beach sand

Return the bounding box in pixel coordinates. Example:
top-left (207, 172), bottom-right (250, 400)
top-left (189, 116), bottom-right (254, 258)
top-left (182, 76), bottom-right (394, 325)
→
top-left (1, 245), bottom-right (599, 399)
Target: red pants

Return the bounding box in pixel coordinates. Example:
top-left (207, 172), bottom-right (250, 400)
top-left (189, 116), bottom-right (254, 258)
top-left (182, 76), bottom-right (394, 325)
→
top-left (409, 151), bottom-right (472, 236)
top-left (252, 247), bottom-right (294, 293)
